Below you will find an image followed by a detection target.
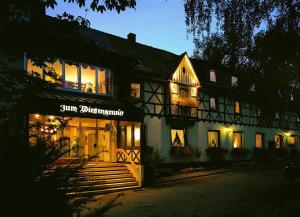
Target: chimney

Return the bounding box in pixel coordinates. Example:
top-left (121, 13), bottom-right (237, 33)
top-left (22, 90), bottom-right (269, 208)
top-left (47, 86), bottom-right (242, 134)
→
top-left (127, 33), bottom-right (136, 45)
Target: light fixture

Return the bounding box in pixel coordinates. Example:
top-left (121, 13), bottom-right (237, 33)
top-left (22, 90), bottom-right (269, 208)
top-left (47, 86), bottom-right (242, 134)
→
top-left (49, 116), bottom-right (54, 120)
top-left (34, 114), bottom-right (40, 118)
top-left (224, 127), bottom-right (232, 136)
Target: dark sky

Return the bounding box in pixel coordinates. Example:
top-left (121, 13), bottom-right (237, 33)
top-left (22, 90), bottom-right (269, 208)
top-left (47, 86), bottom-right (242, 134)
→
top-left (47, 0), bottom-right (195, 55)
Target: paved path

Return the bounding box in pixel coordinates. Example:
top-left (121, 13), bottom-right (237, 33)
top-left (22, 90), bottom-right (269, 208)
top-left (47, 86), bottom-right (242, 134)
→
top-left (84, 161), bottom-right (300, 217)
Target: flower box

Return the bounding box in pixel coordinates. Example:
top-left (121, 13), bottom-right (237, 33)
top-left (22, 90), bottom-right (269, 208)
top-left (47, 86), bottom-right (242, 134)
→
top-left (170, 145), bottom-right (194, 157)
top-left (206, 147), bottom-right (228, 160)
top-left (231, 148), bottom-right (250, 158)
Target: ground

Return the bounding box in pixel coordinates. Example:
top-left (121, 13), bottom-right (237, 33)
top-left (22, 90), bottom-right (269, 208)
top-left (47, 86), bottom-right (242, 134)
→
top-left (83, 160), bottom-right (300, 217)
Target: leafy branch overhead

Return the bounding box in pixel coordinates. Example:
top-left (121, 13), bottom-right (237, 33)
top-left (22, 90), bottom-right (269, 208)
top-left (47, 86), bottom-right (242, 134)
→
top-left (44, 0), bottom-right (136, 13)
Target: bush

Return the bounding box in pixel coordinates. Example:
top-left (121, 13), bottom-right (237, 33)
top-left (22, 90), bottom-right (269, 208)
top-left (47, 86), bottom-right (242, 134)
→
top-left (170, 145), bottom-right (194, 157)
top-left (231, 148), bottom-right (250, 158)
top-left (252, 147), bottom-right (269, 160)
top-left (206, 147), bottom-right (228, 160)
top-left (143, 146), bottom-right (162, 186)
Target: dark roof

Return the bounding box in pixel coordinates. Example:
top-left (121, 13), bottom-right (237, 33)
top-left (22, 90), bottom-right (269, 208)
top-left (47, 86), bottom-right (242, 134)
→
top-left (80, 28), bottom-right (183, 79)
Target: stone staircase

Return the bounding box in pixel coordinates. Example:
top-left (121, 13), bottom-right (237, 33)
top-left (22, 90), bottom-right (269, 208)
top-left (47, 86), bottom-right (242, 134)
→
top-left (66, 162), bottom-right (139, 197)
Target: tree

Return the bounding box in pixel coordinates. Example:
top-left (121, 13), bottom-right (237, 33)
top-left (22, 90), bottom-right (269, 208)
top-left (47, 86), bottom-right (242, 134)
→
top-left (184, 0), bottom-right (300, 68)
top-left (0, 1), bottom-right (136, 216)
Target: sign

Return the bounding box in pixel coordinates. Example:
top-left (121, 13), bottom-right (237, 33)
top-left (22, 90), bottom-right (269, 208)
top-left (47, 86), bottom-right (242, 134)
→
top-left (59, 104), bottom-right (124, 117)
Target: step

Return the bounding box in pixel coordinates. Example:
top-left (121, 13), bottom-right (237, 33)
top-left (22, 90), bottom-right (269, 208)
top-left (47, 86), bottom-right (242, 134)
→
top-left (69, 177), bottom-right (136, 186)
top-left (67, 185), bottom-right (140, 197)
top-left (80, 166), bottom-right (127, 172)
top-left (76, 169), bottom-right (129, 176)
top-left (84, 162), bottom-right (125, 168)
top-left (67, 181), bottom-right (137, 192)
top-left (68, 173), bottom-right (133, 182)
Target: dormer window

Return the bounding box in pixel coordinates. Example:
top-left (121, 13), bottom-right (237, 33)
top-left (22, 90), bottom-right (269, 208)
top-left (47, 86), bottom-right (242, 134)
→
top-left (275, 112), bottom-right (280, 119)
top-left (131, 83), bottom-right (141, 98)
top-left (231, 76), bottom-right (238, 86)
top-left (250, 83), bottom-right (256, 92)
top-left (210, 70), bottom-right (216, 82)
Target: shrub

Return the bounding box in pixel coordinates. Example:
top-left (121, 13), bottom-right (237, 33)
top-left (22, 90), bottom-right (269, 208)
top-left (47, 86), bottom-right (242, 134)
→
top-left (206, 147), bottom-right (228, 160)
top-left (231, 147), bottom-right (250, 158)
top-left (252, 147), bottom-right (269, 160)
top-left (170, 145), bottom-right (194, 157)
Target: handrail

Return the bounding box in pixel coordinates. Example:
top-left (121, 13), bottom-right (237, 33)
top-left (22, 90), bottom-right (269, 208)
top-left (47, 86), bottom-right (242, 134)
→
top-left (116, 148), bottom-right (141, 185)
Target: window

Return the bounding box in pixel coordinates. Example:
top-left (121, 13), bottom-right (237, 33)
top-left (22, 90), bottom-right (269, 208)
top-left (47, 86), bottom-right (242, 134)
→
top-left (190, 87), bottom-right (197, 97)
top-left (208, 131), bottom-right (220, 148)
top-left (291, 94), bottom-right (294, 101)
top-left (231, 76), bottom-right (238, 86)
top-left (255, 133), bottom-right (264, 148)
top-left (45, 59), bottom-right (62, 84)
top-left (131, 83), bottom-right (141, 98)
top-left (64, 62), bottom-right (79, 89)
top-left (119, 122), bottom-right (141, 147)
top-left (234, 101), bottom-right (241, 114)
top-left (210, 97), bottom-right (217, 111)
top-left (97, 68), bottom-right (111, 94)
top-left (257, 109), bottom-right (261, 117)
top-left (171, 129), bottom-right (185, 147)
top-left (290, 135), bottom-right (297, 150)
top-left (179, 87), bottom-right (189, 98)
top-left (81, 64), bottom-right (96, 93)
top-left (250, 83), bottom-right (255, 92)
top-left (209, 70), bottom-right (216, 82)
top-left (297, 116), bottom-right (300, 123)
top-left (275, 112), bottom-right (280, 119)
top-left (26, 57), bottom-right (112, 95)
top-left (233, 132), bottom-right (243, 148)
top-left (274, 135), bottom-right (282, 148)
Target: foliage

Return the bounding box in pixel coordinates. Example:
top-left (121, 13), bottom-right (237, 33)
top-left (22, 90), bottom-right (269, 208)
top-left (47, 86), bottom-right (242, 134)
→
top-left (178, 97), bottom-right (199, 107)
top-left (252, 148), bottom-right (269, 161)
top-left (143, 146), bottom-right (162, 186)
top-left (205, 147), bottom-right (228, 160)
top-left (231, 147), bottom-right (250, 158)
top-left (170, 145), bottom-right (195, 157)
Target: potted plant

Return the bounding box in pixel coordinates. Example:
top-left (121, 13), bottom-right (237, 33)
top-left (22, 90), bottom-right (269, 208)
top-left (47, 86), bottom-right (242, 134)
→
top-left (178, 97), bottom-right (199, 107)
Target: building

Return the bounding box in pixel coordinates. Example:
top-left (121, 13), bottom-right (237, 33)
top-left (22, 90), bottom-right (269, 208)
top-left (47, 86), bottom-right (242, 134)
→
top-left (4, 8), bottom-right (300, 194)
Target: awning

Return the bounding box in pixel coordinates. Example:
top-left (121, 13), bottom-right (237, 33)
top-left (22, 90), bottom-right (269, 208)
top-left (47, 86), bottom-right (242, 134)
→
top-left (27, 90), bottom-right (143, 121)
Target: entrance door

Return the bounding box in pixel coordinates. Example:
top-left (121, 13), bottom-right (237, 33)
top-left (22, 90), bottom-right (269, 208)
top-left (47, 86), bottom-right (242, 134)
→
top-left (81, 128), bottom-right (113, 162)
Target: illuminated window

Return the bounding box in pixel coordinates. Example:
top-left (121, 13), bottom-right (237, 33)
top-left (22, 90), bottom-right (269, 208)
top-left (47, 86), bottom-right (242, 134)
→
top-left (234, 101), bottom-right (241, 114)
top-left (97, 68), bottom-right (111, 94)
top-left (45, 59), bottom-right (62, 84)
top-left (131, 83), bottom-right (141, 98)
top-left (210, 70), bottom-right (216, 82)
top-left (291, 94), bottom-right (294, 101)
top-left (255, 133), bottom-right (264, 148)
top-left (231, 76), bottom-right (238, 86)
top-left (119, 122), bottom-right (141, 147)
top-left (171, 129), bottom-right (185, 147)
top-left (64, 62), bottom-right (79, 89)
top-left (210, 97), bottom-right (217, 111)
top-left (275, 112), bottom-right (280, 119)
top-left (274, 134), bottom-right (282, 148)
top-left (27, 58), bottom-right (43, 78)
top-left (190, 87), bottom-right (197, 97)
top-left (208, 131), bottom-right (220, 148)
top-left (233, 132), bottom-right (243, 148)
top-left (170, 83), bottom-right (178, 93)
top-left (179, 87), bottom-right (189, 98)
top-left (81, 65), bottom-right (96, 93)
top-left (290, 135), bottom-right (297, 145)
top-left (297, 116), bottom-right (300, 122)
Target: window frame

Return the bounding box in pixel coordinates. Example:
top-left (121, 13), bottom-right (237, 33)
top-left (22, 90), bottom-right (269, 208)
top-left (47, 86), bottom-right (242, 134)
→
top-left (130, 82), bottom-right (142, 99)
top-left (207, 130), bottom-right (221, 148)
top-left (209, 70), bottom-right (217, 82)
top-left (255, 132), bottom-right (264, 149)
top-left (209, 96), bottom-right (218, 111)
top-left (25, 54), bottom-right (113, 96)
top-left (170, 128), bottom-right (187, 147)
top-left (234, 100), bottom-right (241, 114)
top-left (231, 76), bottom-right (238, 87)
top-left (232, 131), bottom-right (243, 149)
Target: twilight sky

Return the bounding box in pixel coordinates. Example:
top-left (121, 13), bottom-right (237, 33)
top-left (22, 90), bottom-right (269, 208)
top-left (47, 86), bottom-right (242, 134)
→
top-left (46, 0), bottom-right (194, 55)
